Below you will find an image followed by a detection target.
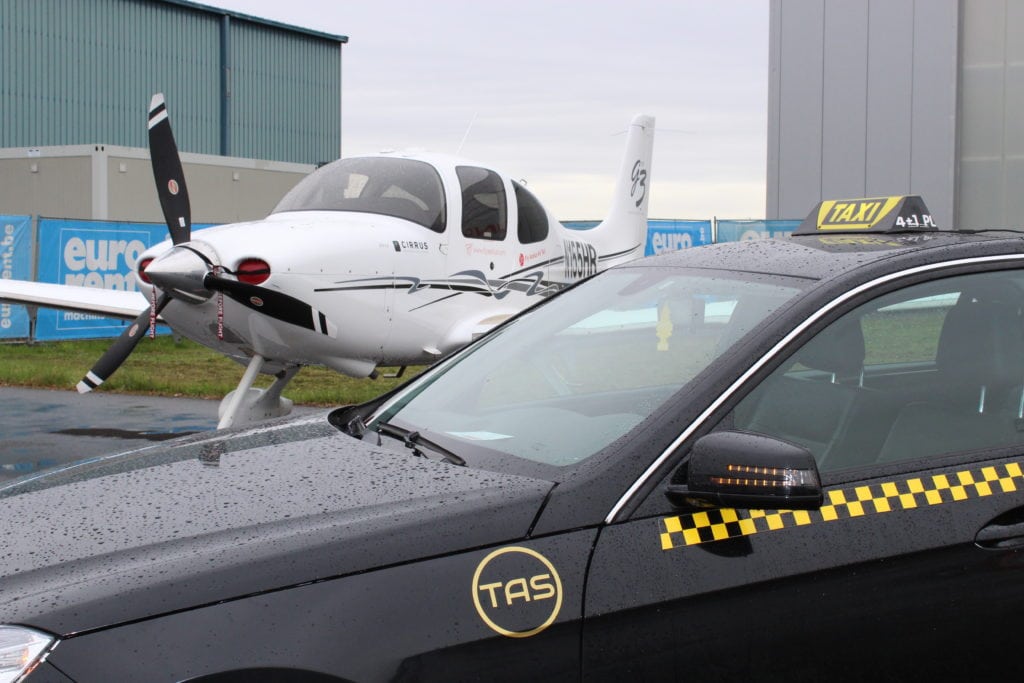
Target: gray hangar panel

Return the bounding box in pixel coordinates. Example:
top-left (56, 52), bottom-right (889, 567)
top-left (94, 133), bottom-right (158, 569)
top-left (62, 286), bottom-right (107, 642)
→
top-left (768, 0), bottom-right (958, 228)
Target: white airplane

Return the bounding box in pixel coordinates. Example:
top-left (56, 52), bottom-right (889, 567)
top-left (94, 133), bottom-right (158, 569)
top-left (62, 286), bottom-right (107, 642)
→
top-left (0, 95), bottom-right (655, 428)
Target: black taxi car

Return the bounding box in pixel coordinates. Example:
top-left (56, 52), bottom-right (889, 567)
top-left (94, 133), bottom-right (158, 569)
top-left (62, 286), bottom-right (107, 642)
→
top-left (4, 196), bottom-right (1024, 682)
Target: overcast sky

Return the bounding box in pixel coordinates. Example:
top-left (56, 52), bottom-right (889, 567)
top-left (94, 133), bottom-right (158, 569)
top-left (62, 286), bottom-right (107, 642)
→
top-left (201, 0), bottom-right (770, 220)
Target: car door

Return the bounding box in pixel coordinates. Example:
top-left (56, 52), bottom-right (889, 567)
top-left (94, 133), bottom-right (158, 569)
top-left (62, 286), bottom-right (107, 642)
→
top-left (583, 266), bottom-right (1024, 682)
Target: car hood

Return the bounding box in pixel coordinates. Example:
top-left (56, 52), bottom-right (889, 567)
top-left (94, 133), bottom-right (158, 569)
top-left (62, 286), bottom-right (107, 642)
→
top-left (0, 412), bottom-right (554, 636)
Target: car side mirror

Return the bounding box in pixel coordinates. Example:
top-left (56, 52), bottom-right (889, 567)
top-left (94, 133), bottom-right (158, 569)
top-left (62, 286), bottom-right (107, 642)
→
top-left (665, 430), bottom-right (823, 510)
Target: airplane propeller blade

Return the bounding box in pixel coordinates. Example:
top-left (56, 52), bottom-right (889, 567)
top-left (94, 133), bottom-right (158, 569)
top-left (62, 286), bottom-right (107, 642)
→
top-left (203, 272), bottom-right (336, 337)
top-left (76, 293), bottom-right (171, 393)
top-left (77, 94), bottom-right (192, 395)
top-left (148, 93), bottom-right (191, 245)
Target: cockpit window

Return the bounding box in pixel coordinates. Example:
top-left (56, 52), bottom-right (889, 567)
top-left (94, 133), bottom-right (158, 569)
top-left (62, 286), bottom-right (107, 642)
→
top-left (457, 166), bottom-right (507, 241)
top-left (514, 181), bottom-right (549, 244)
top-left (272, 157), bottom-right (447, 233)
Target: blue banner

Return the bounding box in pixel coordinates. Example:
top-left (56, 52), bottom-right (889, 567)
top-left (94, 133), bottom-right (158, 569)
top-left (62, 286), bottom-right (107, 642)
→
top-left (560, 219), bottom-right (712, 255)
top-left (0, 215), bottom-right (33, 339)
top-left (34, 219), bottom-right (173, 341)
top-left (716, 219), bottom-right (801, 242)
top-left (645, 219), bottom-right (712, 256)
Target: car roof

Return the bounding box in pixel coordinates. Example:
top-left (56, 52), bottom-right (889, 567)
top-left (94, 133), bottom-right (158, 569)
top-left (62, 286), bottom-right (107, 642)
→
top-left (627, 230), bottom-right (1024, 282)
top-left (628, 195), bottom-right (1024, 282)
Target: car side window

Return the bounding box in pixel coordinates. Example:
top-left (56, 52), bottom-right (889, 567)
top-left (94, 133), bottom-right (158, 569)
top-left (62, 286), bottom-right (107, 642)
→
top-left (457, 166), bottom-right (507, 241)
top-left (728, 269), bottom-right (1024, 474)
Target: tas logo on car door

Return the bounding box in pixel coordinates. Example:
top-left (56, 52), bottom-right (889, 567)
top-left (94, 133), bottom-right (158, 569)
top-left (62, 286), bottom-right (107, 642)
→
top-left (471, 546), bottom-right (563, 638)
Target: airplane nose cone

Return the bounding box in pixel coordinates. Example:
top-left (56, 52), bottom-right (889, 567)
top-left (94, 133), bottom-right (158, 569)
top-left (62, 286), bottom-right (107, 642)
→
top-left (145, 243), bottom-right (217, 303)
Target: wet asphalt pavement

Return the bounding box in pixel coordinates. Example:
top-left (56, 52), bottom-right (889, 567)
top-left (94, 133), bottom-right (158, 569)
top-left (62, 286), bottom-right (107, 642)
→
top-left (0, 386), bottom-right (322, 483)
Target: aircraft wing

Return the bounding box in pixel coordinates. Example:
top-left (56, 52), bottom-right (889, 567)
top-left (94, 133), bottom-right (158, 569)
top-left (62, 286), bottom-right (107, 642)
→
top-left (0, 279), bottom-right (158, 321)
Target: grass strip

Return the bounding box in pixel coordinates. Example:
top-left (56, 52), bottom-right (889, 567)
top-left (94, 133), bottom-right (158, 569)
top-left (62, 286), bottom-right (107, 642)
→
top-left (0, 337), bottom-right (421, 406)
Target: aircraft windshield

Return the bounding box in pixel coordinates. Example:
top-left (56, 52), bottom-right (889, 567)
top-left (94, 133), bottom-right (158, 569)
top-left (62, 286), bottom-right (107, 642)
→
top-left (369, 267), bottom-right (806, 470)
top-left (273, 157), bottom-right (447, 232)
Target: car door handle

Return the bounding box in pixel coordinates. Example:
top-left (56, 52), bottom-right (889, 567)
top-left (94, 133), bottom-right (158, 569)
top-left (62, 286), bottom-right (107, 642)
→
top-left (976, 520), bottom-right (1024, 549)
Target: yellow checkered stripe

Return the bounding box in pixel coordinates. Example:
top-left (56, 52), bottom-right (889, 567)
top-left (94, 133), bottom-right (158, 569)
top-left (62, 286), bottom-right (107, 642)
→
top-left (659, 462), bottom-right (1024, 550)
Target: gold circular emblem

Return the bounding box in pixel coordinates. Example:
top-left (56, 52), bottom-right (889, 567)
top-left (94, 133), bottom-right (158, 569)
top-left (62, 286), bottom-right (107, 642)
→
top-left (471, 546), bottom-right (563, 638)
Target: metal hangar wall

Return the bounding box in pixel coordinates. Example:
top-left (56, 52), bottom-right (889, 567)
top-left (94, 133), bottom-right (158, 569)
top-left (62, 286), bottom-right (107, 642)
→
top-left (1, 0), bottom-right (347, 165)
top-left (0, 0), bottom-right (347, 224)
top-left (767, 0), bottom-right (1024, 230)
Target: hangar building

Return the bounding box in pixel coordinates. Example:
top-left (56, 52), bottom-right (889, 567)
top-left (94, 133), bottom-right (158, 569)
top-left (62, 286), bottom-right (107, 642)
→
top-left (0, 0), bottom-right (348, 223)
top-left (768, 0), bottom-right (1023, 230)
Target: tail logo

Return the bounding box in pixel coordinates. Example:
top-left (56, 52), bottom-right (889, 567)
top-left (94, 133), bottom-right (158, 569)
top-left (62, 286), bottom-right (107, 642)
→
top-left (630, 160), bottom-right (647, 208)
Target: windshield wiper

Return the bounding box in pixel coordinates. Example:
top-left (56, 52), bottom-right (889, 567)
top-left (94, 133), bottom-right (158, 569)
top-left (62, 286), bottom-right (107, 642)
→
top-left (376, 422), bottom-right (466, 466)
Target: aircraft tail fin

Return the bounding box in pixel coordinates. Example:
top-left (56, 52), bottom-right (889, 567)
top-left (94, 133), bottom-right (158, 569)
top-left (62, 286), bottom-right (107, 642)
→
top-left (592, 114), bottom-right (655, 254)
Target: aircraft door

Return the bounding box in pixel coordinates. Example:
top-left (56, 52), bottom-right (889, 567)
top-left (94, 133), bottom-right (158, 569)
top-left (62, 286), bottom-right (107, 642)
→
top-left (453, 170), bottom-right (552, 304)
top-left (457, 166), bottom-right (507, 242)
top-left (511, 180), bottom-right (552, 294)
top-left (453, 166), bottom-right (511, 290)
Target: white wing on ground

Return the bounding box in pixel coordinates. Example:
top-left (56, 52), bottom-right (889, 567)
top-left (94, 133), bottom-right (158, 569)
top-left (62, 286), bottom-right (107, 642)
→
top-left (0, 279), bottom-right (157, 321)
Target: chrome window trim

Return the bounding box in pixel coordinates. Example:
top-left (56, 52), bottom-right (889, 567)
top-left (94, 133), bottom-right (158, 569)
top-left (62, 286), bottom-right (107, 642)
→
top-left (604, 254), bottom-right (1024, 524)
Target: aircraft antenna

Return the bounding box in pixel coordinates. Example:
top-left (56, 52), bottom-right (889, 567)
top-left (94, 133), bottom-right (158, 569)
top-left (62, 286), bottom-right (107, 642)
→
top-left (457, 112), bottom-right (479, 155)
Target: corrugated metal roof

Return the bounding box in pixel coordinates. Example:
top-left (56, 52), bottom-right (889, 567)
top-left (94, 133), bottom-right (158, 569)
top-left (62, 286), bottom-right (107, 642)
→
top-left (155, 0), bottom-right (348, 43)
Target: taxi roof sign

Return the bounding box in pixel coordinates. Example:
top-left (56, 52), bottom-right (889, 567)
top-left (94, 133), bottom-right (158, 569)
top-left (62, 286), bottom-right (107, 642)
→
top-left (793, 195), bottom-right (936, 235)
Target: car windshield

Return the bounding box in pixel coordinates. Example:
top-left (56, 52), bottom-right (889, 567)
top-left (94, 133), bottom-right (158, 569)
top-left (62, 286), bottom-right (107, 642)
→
top-left (368, 266), bottom-right (805, 468)
top-left (272, 157), bottom-right (447, 232)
